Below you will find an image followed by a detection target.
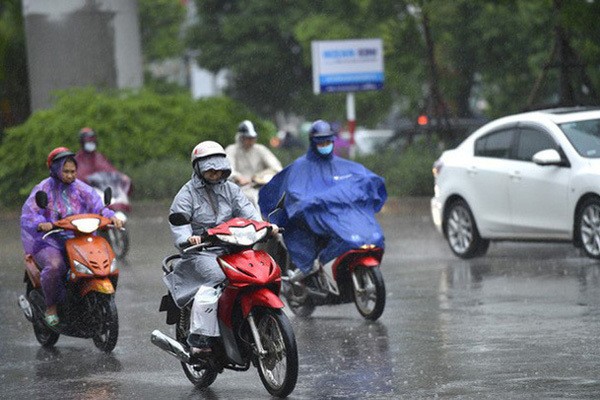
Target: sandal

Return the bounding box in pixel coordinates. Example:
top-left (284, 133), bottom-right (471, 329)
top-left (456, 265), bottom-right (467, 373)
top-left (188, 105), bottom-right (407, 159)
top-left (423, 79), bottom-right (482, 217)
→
top-left (44, 313), bottom-right (59, 327)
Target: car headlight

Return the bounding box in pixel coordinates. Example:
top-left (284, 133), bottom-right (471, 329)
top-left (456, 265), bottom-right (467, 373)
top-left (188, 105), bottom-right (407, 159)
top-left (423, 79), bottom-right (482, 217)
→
top-left (73, 260), bottom-right (93, 275)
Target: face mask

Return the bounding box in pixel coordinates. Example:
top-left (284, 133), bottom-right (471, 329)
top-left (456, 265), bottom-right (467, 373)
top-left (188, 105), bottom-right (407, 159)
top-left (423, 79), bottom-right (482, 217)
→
top-left (317, 143), bottom-right (334, 155)
top-left (84, 142), bottom-right (97, 152)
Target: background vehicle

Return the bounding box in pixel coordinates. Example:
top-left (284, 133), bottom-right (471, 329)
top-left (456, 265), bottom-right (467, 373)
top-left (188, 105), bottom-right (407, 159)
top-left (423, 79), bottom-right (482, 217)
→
top-left (431, 107), bottom-right (600, 259)
top-left (151, 216), bottom-right (298, 398)
top-left (18, 189), bottom-right (120, 352)
top-left (87, 171), bottom-right (130, 259)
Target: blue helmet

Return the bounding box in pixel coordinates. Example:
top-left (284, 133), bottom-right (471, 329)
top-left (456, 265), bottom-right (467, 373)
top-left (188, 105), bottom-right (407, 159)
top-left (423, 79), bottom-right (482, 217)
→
top-left (309, 120), bottom-right (335, 142)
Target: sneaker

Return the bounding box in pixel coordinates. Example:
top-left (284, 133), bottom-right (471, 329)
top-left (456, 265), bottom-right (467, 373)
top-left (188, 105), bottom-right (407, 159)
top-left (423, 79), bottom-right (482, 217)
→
top-left (287, 269), bottom-right (306, 284)
top-left (44, 313), bottom-right (59, 327)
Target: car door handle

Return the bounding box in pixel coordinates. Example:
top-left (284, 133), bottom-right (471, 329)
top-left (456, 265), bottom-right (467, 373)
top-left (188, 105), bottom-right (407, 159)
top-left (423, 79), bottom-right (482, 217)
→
top-left (509, 171), bottom-right (521, 181)
top-left (467, 166), bottom-right (477, 176)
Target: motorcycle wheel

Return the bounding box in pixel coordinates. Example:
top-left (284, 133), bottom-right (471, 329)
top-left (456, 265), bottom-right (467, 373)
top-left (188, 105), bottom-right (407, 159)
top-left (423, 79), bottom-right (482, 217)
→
top-left (176, 306), bottom-right (218, 388)
top-left (102, 229), bottom-right (129, 260)
top-left (28, 288), bottom-right (60, 347)
top-left (352, 265), bottom-right (386, 321)
top-left (254, 308), bottom-right (298, 398)
top-left (92, 294), bottom-right (119, 353)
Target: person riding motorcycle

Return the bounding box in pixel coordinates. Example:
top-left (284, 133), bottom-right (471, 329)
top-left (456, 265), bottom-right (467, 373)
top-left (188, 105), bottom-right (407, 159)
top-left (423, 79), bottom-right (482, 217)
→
top-left (225, 120), bottom-right (282, 212)
top-left (74, 127), bottom-right (120, 183)
top-left (165, 140), bottom-right (263, 358)
top-left (258, 119), bottom-right (387, 283)
top-left (20, 147), bottom-right (123, 327)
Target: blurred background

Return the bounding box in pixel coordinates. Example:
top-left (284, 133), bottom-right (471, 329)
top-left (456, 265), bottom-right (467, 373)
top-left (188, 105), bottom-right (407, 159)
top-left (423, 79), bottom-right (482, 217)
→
top-left (0, 0), bottom-right (599, 207)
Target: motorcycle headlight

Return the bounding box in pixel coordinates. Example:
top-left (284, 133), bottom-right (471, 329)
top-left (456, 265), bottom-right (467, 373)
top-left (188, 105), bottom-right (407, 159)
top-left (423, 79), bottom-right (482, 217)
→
top-left (216, 225), bottom-right (268, 246)
top-left (73, 260), bottom-right (93, 275)
top-left (72, 218), bottom-right (101, 233)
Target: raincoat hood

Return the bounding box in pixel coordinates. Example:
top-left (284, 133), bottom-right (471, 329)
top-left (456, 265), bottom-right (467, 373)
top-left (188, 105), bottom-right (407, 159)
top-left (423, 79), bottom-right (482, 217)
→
top-left (193, 155), bottom-right (232, 184)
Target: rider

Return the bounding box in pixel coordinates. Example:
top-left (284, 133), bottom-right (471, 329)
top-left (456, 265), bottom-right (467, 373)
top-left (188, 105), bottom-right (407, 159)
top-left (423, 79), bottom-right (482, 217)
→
top-left (20, 147), bottom-right (123, 327)
top-left (165, 140), bottom-right (262, 357)
top-left (258, 119), bottom-right (387, 284)
top-left (225, 120), bottom-right (282, 212)
top-left (74, 127), bottom-right (118, 183)
top-left (75, 127), bottom-right (131, 212)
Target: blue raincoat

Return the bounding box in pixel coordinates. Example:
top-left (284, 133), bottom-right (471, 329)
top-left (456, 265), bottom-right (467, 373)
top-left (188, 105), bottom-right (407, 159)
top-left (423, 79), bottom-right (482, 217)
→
top-left (258, 147), bottom-right (387, 274)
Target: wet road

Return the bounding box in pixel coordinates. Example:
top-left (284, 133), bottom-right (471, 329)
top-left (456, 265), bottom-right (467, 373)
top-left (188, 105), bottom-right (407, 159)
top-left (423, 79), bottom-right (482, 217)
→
top-left (2, 199), bottom-right (600, 399)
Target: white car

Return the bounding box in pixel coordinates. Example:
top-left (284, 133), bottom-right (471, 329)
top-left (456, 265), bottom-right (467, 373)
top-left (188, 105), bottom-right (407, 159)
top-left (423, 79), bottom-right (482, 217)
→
top-left (431, 107), bottom-right (600, 259)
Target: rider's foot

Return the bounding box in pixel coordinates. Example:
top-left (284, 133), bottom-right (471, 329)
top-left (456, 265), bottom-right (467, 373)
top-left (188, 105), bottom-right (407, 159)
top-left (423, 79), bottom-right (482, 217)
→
top-left (44, 313), bottom-right (59, 327)
top-left (187, 334), bottom-right (212, 363)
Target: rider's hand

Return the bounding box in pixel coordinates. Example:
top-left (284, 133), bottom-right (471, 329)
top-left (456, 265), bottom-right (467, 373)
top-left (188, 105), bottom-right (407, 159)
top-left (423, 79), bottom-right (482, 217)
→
top-left (188, 235), bottom-right (202, 245)
top-left (37, 222), bottom-right (53, 232)
top-left (236, 176), bottom-right (251, 186)
top-left (270, 224), bottom-right (280, 235)
top-left (110, 216), bottom-right (124, 229)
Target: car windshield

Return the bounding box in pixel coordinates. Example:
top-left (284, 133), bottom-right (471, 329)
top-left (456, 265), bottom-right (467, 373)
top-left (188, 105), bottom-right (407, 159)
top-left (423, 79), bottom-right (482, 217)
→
top-left (560, 118), bottom-right (600, 158)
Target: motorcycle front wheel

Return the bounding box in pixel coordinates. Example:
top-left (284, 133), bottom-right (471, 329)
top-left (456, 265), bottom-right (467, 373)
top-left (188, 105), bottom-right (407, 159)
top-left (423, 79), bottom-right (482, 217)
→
top-left (352, 265), bottom-right (386, 321)
top-left (92, 293), bottom-right (119, 353)
top-left (254, 308), bottom-right (298, 398)
top-left (28, 288), bottom-right (60, 347)
top-left (176, 305), bottom-right (218, 388)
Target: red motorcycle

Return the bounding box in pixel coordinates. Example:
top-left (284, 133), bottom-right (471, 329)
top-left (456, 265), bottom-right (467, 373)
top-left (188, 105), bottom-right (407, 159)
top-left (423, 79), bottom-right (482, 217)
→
top-left (151, 215), bottom-right (298, 398)
top-left (18, 190), bottom-right (120, 352)
top-left (281, 245), bottom-right (386, 321)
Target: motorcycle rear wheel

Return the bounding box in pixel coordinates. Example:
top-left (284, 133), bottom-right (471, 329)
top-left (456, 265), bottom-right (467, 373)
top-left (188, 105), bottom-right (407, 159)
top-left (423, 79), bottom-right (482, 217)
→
top-left (352, 265), bottom-right (386, 320)
top-left (255, 308), bottom-right (298, 398)
top-left (176, 306), bottom-right (218, 388)
top-left (92, 294), bottom-right (119, 353)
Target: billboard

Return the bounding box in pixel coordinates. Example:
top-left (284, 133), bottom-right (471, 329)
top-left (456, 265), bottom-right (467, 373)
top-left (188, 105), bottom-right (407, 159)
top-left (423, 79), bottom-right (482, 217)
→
top-left (311, 38), bottom-right (384, 94)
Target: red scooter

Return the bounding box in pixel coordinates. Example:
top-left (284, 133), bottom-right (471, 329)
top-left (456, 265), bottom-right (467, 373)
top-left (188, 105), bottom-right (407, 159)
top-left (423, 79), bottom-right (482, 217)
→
top-left (151, 215), bottom-right (298, 398)
top-left (18, 189), bottom-right (120, 352)
top-left (281, 245), bottom-right (386, 321)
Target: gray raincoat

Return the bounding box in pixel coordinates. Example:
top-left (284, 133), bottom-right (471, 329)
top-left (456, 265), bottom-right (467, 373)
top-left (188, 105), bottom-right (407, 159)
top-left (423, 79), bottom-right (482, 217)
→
top-left (164, 155), bottom-right (260, 308)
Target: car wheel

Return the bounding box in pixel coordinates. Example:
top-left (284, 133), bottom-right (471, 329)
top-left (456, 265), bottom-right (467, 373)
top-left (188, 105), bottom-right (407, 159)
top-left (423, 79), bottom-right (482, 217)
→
top-left (444, 199), bottom-right (489, 259)
top-left (577, 198), bottom-right (600, 259)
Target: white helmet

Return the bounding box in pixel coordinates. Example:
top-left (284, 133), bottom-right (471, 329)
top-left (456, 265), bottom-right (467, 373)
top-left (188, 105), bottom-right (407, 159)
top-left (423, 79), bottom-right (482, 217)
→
top-left (237, 120), bottom-right (258, 138)
top-left (191, 140), bottom-right (226, 164)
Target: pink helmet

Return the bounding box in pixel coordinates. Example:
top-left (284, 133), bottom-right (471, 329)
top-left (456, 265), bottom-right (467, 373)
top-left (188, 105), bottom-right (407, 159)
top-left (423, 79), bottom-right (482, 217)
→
top-left (190, 140), bottom-right (226, 164)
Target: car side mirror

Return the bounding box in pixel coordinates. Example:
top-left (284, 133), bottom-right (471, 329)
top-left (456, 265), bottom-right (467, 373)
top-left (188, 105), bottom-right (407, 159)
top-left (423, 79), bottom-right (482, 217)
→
top-left (35, 191), bottom-right (48, 209)
top-left (532, 149), bottom-right (562, 166)
top-left (169, 212), bottom-right (191, 226)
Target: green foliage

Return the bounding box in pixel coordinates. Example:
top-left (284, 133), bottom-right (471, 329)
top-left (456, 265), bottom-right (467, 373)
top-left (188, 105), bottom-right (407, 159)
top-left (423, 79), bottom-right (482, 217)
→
top-left (357, 139), bottom-right (438, 197)
top-left (0, 87), bottom-right (270, 207)
top-left (128, 158), bottom-right (190, 200)
top-left (138, 0), bottom-right (186, 62)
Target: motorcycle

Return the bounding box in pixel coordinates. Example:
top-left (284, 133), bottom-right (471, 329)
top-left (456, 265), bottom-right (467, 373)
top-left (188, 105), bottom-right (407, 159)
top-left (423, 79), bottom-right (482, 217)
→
top-left (86, 171), bottom-right (131, 259)
top-left (281, 245), bottom-right (386, 321)
top-left (150, 213), bottom-right (298, 398)
top-left (269, 193), bottom-right (387, 321)
top-left (18, 189), bottom-right (120, 352)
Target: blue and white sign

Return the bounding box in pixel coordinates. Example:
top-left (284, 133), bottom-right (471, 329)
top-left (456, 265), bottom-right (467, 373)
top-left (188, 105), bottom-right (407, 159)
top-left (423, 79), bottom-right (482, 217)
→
top-left (312, 39), bottom-right (384, 94)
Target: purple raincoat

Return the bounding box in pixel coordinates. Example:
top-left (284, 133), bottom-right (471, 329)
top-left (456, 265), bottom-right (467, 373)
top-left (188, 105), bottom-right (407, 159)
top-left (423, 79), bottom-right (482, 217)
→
top-left (20, 160), bottom-right (115, 256)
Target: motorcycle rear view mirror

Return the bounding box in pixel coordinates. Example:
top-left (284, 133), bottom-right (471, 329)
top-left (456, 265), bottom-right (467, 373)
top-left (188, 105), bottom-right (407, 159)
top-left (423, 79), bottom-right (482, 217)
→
top-left (275, 192), bottom-right (286, 210)
top-left (169, 213), bottom-right (191, 226)
top-left (103, 187), bottom-right (113, 206)
top-left (35, 191), bottom-right (48, 209)
top-left (267, 192), bottom-right (286, 221)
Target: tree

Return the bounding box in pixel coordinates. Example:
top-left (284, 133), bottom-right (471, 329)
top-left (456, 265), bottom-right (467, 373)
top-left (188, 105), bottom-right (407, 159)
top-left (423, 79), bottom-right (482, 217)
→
top-left (0, 0), bottom-right (29, 130)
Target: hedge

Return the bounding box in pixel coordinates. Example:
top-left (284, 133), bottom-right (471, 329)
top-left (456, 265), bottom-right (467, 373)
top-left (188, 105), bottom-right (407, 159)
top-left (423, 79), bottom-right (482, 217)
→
top-left (0, 87), bottom-right (273, 207)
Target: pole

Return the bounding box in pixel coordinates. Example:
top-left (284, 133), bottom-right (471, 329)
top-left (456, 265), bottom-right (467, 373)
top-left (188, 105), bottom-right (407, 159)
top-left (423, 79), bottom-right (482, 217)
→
top-left (346, 92), bottom-right (356, 159)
